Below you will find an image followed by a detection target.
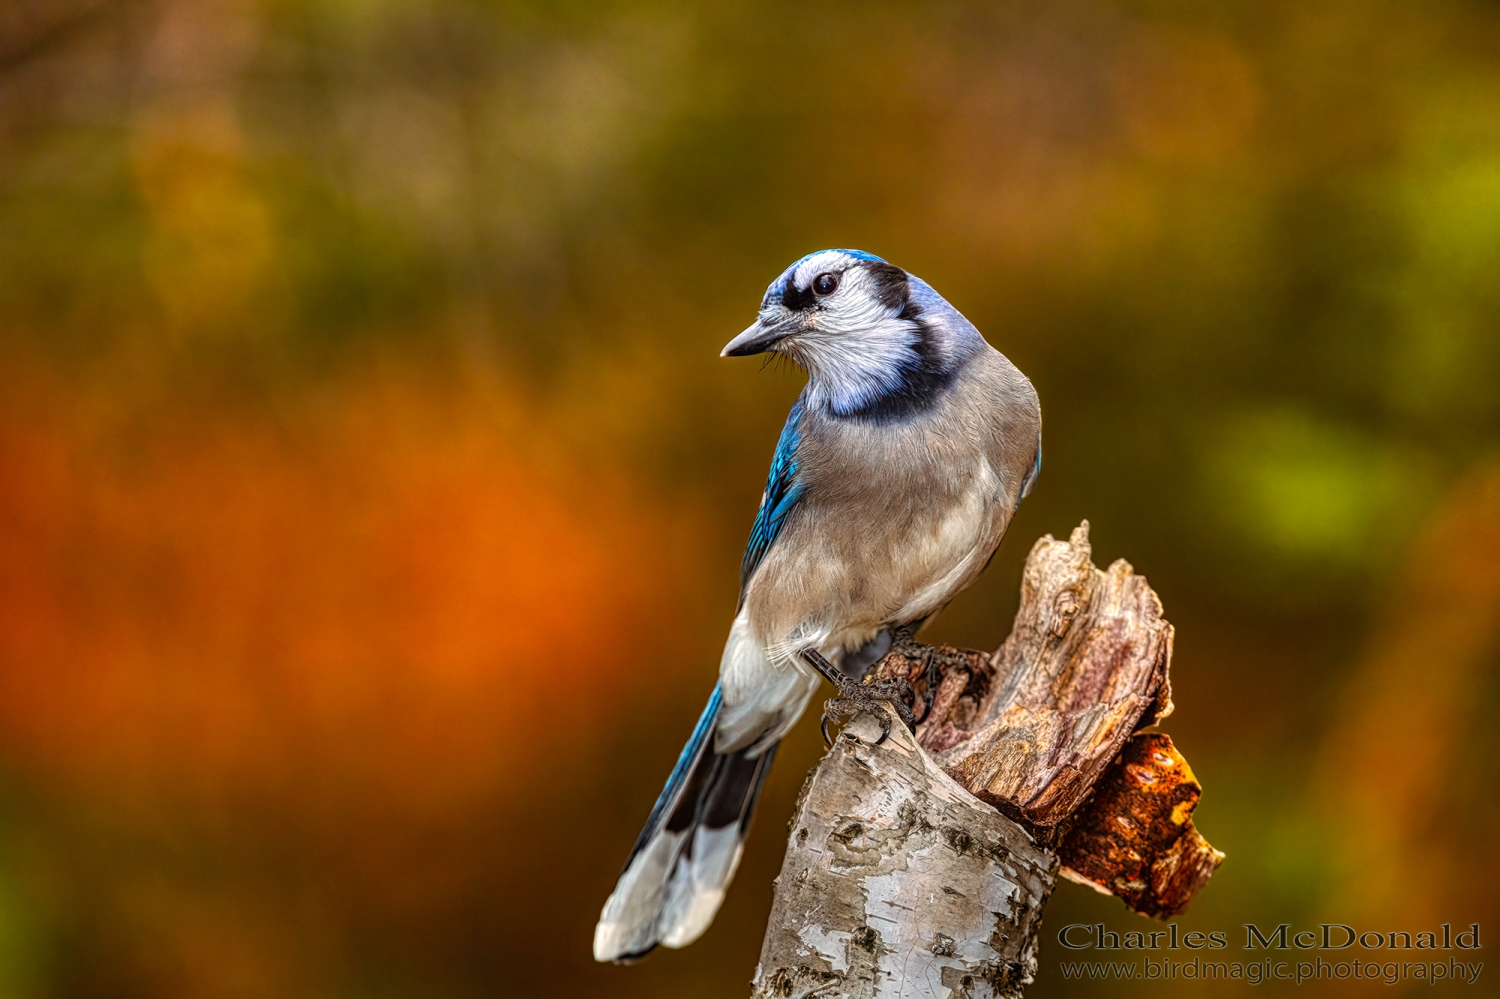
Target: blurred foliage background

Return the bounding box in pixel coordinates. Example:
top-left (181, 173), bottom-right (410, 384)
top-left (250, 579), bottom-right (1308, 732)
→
top-left (0, 0), bottom-right (1497, 996)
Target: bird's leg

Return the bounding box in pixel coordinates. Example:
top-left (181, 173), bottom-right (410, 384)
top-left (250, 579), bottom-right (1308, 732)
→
top-left (799, 648), bottom-right (916, 748)
top-left (889, 625), bottom-right (969, 725)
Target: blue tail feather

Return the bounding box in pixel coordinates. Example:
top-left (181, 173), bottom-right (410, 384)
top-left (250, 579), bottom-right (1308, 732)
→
top-left (623, 683), bottom-right (722, 870)
top-left (596, 683), bottom-right (780, 962)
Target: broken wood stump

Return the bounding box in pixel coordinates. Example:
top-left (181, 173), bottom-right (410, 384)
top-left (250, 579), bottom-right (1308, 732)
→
top-left (751, 522), bottom-right (1223, 999)
top-left (1057, 732), bottom-right (1221, 919)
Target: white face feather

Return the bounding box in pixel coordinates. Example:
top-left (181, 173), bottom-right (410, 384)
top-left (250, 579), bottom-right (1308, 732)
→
top-left (759, 251), bottom-right (928, 415)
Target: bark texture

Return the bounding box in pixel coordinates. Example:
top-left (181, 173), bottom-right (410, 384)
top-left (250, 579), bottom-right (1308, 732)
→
top-left (906, 522), bottom-right (1175, 828)
top-left (753, 523), bottom-right (1222, 998)
top-left (751, 711), bottom-right (1055, 999)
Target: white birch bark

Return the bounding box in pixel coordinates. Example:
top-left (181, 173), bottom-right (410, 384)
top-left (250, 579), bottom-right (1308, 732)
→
top-left (751, 710), bottom-right (1055, 999)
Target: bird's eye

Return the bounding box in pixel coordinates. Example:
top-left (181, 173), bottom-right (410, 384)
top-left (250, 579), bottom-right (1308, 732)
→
top-left (812, 272), bottom-right (839, 296)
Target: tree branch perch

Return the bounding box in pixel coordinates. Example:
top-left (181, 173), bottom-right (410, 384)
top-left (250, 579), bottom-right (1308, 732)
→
top-left (751, 522), bottom-right (1223, 998)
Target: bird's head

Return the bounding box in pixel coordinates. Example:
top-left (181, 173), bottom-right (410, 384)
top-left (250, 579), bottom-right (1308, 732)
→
top-left (721, 249), bottom-right (981, 418)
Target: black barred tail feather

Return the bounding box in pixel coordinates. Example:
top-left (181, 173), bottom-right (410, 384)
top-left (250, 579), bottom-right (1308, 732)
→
top-left (593, 684), bottom-right (779, 963)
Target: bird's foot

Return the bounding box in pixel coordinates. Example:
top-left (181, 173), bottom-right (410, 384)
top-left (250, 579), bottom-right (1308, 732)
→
top-left (799, 648), bottom-right (916, 747)
top-left (888, 625), bottom-right (972, 725)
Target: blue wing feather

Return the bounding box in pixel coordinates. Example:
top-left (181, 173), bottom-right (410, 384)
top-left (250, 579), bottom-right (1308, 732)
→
top-left (740, 397), bottom-right (807, 599)
top-left (1019, 436), bottom-right (1042, 500)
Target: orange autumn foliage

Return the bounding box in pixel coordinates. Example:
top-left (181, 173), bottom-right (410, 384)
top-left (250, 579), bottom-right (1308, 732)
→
top-left (0, 363), bottom-right (688, 818)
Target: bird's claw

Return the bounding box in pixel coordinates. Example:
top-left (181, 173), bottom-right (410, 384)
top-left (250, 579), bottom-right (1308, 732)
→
top-left (802, 648), bottom-right (917, 747)
top-left (889, 625), bottom-right (972, 727)
top-left (911, 656), bottom-right (943, 725)
top-left (889, 624), bottom-right (943, 725)
top-left (820, 678), bottom-right (917, 746)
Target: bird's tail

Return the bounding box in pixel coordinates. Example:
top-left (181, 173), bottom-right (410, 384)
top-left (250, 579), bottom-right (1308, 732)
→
top-left (593, 683), bottom-right (778, 963)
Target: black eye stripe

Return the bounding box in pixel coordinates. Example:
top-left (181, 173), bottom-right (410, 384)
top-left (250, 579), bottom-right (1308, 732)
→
top-left (781, 282), bottom-right (815, 311)
top-left (779, 258), bottom-right (901, 312)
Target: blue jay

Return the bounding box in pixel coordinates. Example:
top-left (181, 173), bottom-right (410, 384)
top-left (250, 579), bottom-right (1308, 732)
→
top-left (593, 249), bottom-right (1041, 963)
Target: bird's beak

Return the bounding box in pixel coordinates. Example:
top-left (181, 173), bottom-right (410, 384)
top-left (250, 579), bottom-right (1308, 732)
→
top-left (721, 315), bottom-right (798, 357)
